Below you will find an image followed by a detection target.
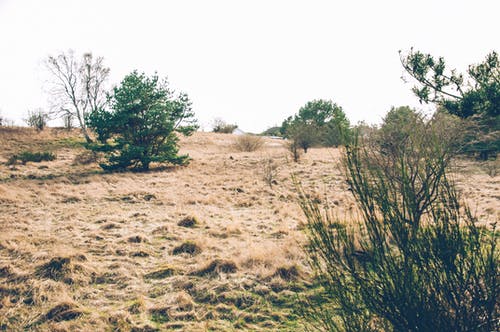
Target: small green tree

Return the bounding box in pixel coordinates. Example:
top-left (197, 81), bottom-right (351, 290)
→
top-left (281, 99), bottom-right (351, 148)
top-left (87, 71), bottom-right (197, 171)
top-left (400, 48), bottom-right (499, 159)
top-left (299, 117), bottom-right (498, 331)
top-left (286, 121), bottom-right (319, 153)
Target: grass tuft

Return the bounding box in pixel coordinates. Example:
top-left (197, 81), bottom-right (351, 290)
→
top-left (144, 265), bottom-right (178, 279)
top-left (177, 216), bottom-right (199, 228)
top-left (191, 259), bottom-right (238, 277)
top-left (44, 301), bottom-right (84, 322)
top-left (172, 241), bottom-right (202, 256)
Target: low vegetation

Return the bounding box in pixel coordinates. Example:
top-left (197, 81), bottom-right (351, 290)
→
top-left (212, 118), bottom-right (238, 133)
top-left (25, 108), bottom-right (49, 131)
top-left (7, 151), bottom-right (56, 165)
top-left (0, 128), bottom-right (497, 331)
top-left (233, 134), bottom-right (264, 152)
top-left (299, 116), bottom-right (499, 331)
top-left (0, 48), bottom-right (497, 331)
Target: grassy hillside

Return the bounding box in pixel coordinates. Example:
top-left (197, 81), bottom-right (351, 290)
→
top-left (0, 127), bottom-right (498, 331)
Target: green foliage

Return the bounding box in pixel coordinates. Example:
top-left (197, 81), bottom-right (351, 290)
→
top-left (25, 109), bottom-right (49, 131)
top-left (285, 121), bottom-right (319, 153)
top-left (87, 71), bottom-right (197, 171)
top-left (298, 118), bottom-right (499, 331)
top-left (400, 48), bottom-right (499, 159)
top-left (376, 106), bottom-right (422, 156)
top-left (282, 99), bottom-right (351, 150)
top-left (8, 151), bottom-right (56, 165)
top-left (261, 126), bottom-right (282, 137)
top-left (351, 121), bottom-right (378, 143)
top-left (212, 118), bottom-right (238, 133)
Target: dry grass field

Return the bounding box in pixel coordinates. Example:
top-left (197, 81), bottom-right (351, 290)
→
top-left (0, 127), bottom-right (498, 331)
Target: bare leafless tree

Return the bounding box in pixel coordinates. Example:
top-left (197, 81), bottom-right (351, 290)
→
top-left (46, 50), bottom-right (109, 142)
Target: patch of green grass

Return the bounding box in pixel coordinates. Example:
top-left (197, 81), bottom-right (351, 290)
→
top-left (8, 151), bottom-right (56, 165)
top-left (53, 137), bottom-right (86, 149)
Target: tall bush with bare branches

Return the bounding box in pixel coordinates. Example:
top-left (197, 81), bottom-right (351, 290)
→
top-left (46, 50), bottom-right (109, 142)
top-left (299, 115), bottom-right (498, 331)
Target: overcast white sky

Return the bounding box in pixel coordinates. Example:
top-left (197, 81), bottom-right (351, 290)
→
top-left (0, 0), bottom-right (498, 132)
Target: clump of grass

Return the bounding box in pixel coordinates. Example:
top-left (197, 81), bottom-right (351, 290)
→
top-left (272, 265), bottom-right (301, 281)
top-left (234, 135), bottom-right (264, 152)
top-left (35, 256), bottom-right (87, 284)
top-left (127, 297), bottom-right (146, 314)
top-left (127, 235), bottom-right (147, 243)
top-left (144, 265), bottom-right (178, 279)
top-left (172, 241), bottom-right (202, 256)
top-left (7, 151), bottom-right (56, 165)
top-left (177, 216), bottom-right (199, 228)
top-left (130, 250), bottom-right (150, 257)
top-left (191, 259), bottom-right (238, 277)
top-left (0, 265), bottom-right (14, 278)
top-left (149, 306), bottom-right (171, 323)
top-left (44, 301), bottom-right (84, 322)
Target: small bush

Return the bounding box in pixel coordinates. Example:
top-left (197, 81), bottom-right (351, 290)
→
top-left (25, 108), bottom-right (49, 131)
top-left (8, 151), bottom-right (56, 165)
top-left (212, 118), bottom-right (238, 133)
top-left (234, 135), bottom-right (264, 152)
top-left (299, 121), bottom-right (499, 331)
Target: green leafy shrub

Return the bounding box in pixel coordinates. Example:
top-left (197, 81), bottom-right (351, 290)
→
top-left (7, 151), bottom-right (56, 165)
top-left (281, 99), bottom-right (351, 149)
top-left (298, 118), bottom-right (499, 331)
top-left (87, 71), bottom-right (197, 171)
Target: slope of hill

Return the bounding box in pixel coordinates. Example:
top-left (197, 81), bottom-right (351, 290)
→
top-left (0, 128), bottom-right (498, 331)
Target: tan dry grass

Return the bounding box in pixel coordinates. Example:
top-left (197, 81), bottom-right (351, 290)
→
top-left (0, 128), bottom-right (498, 331)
